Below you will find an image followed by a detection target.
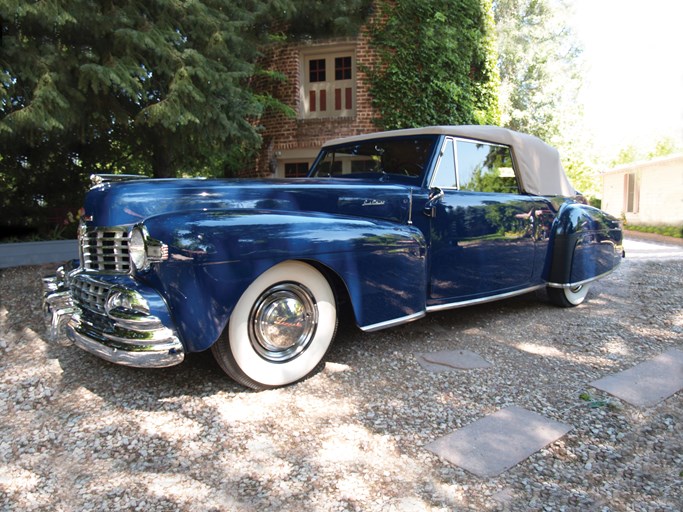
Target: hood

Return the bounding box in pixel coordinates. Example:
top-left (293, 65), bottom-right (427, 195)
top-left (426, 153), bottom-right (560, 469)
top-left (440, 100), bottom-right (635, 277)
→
top-left (83, 178), bottom-right (414, 228)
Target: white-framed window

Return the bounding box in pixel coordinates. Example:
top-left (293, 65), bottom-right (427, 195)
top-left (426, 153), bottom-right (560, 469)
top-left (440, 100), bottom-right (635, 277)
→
top-left (274, 149), bottom-right (319, 178)
top-left (301, 48), bottom-right (355, 119)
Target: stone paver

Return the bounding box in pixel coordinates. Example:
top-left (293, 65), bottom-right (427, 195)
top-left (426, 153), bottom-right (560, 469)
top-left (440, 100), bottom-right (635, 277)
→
top-left (591, 348), bottom-right (683, 407)
top-left (416, 349), bottom-right (492, 372)
top-left (425, 406), bottom-right (572, 478)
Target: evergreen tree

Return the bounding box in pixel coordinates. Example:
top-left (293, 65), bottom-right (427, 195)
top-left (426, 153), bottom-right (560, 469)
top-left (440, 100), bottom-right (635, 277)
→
top-left (1, 0), bottom-right (266, 179)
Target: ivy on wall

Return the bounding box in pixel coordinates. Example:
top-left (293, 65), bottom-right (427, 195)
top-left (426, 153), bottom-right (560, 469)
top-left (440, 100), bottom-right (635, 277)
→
top-left (367, 0), bottom-right (500, 130)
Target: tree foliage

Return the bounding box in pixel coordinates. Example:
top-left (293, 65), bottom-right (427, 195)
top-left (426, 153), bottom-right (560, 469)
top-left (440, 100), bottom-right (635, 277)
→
top-left (492, 0), bottom-right (596, 199)
top-left (493, 0), bottom-right (582, 143)
top-left (0, 1), bottom-right (380, 238)
top-left (271, 0), bottom-right (374, 40)
top-left (0, 0), bottom-right (500, 239)
top-left (0, 0), bottom-right (273, 237)
top-left (1, 0), bottom-right (267, 179)
top-left (610, 137), bottom-right (682, 167)
top-left (367, 0), bottom-right (500, 130)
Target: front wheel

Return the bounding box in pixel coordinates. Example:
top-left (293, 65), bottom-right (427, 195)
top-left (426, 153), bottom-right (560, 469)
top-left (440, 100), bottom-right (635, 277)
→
top-left (547, 283), bottom-right (591, 308)
top-left (211, 260), bottom-right (337, 389)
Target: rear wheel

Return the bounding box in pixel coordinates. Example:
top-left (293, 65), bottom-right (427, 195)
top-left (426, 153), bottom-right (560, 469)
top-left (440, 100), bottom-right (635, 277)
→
top-left (547, 283), bottom-right (591, 307)
top-left (211, 260), bottom-right (337, 389)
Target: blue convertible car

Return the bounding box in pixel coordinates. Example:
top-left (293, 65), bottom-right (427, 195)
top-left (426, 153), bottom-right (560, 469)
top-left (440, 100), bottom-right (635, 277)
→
top-left (44, 126), bottom-right (623, 389)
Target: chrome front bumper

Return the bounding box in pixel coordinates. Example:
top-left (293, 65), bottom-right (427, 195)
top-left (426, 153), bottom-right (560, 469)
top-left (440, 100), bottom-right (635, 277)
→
top-left (42, 267), bottom-right (185, 368)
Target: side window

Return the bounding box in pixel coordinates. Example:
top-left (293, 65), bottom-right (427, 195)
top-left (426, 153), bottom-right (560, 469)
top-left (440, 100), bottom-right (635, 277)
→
top-left (456, 141), bottom-right (519, 193)
top-left (431, 138), bottom-right (457, 188)
top-left (315, 154), bottom-right (343, 175)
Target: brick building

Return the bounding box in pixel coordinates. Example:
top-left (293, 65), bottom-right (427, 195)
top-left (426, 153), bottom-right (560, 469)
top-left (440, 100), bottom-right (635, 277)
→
top-left (250, 22), bottom-right (381, 178)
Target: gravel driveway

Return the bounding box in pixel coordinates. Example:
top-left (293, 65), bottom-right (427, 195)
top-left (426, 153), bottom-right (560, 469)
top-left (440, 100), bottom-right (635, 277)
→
top-left (1, 234), bottom-right (681, 511)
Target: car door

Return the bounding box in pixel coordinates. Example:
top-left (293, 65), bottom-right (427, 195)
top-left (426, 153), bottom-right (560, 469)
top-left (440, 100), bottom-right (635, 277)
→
top-left (427, 137), bottom-right (546, 305)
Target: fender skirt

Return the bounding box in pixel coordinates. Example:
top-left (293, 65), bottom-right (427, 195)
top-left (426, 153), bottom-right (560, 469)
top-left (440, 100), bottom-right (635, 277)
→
top-left (545, 203), bottom-right (624, 288)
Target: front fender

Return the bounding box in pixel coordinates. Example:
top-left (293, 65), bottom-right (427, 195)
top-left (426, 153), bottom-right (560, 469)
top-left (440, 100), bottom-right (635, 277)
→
top-left (136, 210), bottom-right (427, 352)
top-left (544, 203), bottom-right (623, 286)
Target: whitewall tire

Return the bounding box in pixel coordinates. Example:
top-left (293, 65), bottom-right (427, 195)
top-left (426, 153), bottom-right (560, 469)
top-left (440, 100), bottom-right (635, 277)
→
top-left (212, 260), bottom-right (337, 389)
top-left (547, 283), bottom-right (591, 308)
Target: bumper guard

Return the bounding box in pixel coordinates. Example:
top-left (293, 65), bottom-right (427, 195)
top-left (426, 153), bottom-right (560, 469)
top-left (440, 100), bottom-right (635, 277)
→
top-left (42, 267), bottom-right (185, 368)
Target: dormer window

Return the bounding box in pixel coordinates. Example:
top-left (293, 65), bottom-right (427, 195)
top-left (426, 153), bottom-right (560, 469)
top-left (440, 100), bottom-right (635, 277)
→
top-left (302, 48), bottom-right (355, 118)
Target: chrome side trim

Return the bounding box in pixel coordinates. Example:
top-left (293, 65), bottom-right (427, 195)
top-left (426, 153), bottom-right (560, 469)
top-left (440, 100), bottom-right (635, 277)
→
top-left (426, 284), bottom-right (546, 313)
top-left (360, 311), bottom-right (426, 333)
top-left (546, 267), bottom-right (618, 289)
top-left (407, 188), bottom-right (414, 225)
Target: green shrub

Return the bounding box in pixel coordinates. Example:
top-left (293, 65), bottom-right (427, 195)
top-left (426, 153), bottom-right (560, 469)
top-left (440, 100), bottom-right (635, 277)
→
top-left (625, 224), bottom-right (683, 239)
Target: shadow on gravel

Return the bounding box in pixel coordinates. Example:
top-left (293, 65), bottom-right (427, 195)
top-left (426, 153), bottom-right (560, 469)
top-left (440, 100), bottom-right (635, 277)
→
top-left (3, 259), bottom-right (681, 511)
top-left (55, 345), bottom-right (249, 399)
top-left (0, 261), bottom-right (646, 410)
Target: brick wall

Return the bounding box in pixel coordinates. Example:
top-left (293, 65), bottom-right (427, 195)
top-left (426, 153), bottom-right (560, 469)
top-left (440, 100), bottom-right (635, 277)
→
top-left (248, 21), bottom-right (382, 177)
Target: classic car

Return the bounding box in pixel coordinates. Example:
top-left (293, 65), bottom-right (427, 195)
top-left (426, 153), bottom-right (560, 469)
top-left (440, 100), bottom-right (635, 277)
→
top-left (43, 126), bottom-right (624, 389)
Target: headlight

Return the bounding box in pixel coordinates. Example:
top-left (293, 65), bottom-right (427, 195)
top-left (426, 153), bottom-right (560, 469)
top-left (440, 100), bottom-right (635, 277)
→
top-left (128, 225), bottom-right (169, 273)
top-left (129, 227), bottom-right (148, 271)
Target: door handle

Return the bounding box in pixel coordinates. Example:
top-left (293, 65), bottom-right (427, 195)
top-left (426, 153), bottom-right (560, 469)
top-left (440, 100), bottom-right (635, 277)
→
top-left (423, 187), bottom-right (444, 218)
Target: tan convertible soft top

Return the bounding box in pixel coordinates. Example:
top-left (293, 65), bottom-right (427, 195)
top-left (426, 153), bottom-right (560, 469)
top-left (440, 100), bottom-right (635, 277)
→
top-left (323, 125), bottom-right (577, 197)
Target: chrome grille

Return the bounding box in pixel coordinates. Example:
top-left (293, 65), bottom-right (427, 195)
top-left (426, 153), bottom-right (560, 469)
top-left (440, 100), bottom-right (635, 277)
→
top-left (81, 228), bottom-right (130, 272)
top-left (71, 277), bottom-right (112, 315)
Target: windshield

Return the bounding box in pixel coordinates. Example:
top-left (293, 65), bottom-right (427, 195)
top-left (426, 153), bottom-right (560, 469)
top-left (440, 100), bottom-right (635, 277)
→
top-left (309, 135), bottom-right (438, 182)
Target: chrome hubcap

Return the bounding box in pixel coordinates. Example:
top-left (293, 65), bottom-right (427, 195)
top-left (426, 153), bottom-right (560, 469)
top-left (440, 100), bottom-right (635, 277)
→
top-left (249, 283), bottom-right (318, 362)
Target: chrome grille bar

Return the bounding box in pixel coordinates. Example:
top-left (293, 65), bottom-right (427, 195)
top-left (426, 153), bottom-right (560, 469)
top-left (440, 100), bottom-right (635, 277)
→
top-left (71, 277), bottom-right (111, 315)
top-left (81, 228), bottom-right (130, 272)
